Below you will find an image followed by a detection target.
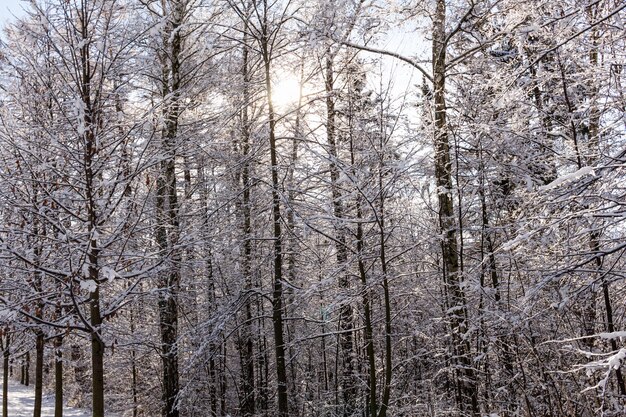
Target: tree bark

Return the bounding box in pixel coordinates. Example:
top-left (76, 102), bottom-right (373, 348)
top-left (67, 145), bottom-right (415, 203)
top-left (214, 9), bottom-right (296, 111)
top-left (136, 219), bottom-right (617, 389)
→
top-left (324, 53), bottom-right (356, 416)
top-left (24, 352), bottom-right (29, 386)
top-left (54, 338), bottom-right (63, 416)
top-left (432, 0), bottom-right (478, 414)
top-left (2, 334), bottom-right (9, 417)
top-left (76, 4), bottom-right (106, 414)
top-left (376, 138), bottom-right (392, 417)
top-left (155, 3), bottom-right (184, 416)
top-left (237, 21), bottom-right (256, 416)
top-left (261, 16), bottom-right (289, 415)
top-left (33, 332), bottom-right (44, 417)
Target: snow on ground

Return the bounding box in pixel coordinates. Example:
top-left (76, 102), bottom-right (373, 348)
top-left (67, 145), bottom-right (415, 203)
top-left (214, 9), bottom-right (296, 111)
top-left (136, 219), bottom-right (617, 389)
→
top-left (0, 373), bottom-right (98, 417)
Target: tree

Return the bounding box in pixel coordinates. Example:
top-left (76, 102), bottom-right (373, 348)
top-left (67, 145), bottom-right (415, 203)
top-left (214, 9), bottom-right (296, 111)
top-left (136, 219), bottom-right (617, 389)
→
top-left (0, 1), bottom-right (151, 416)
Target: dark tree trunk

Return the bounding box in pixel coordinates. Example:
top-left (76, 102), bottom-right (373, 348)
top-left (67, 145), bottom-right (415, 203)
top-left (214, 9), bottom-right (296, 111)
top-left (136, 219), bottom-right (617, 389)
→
top-left (324, 53), bottom-right (356, 416)
top-left (54, 337), bottom-right (63, 417)
top-left (2, 334), bottom-right (9, 417)
top-left (24, 352), bottom-right (29, 386)
top-left (89, 283), bottom-right (105, 417)
top-left (76, 5), bottom-right (106, 415)
top-left (237, 22), bottom-right (256, 417)
top-left (262, 24), bottom-right (289, 416)
top-left (356, 205), bottom-right (376, 417)
top-left (432, 0), bottom-right (478, 414)
top-left (376, 156), bottom-right (393, 417)
top-left (33, 332), bottom-right (44, 417)
top-left (155, 4), bottom-right (183, 415)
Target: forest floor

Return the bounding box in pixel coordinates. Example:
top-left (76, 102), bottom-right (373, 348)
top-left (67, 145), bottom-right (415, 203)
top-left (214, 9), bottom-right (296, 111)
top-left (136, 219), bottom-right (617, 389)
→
top-left (0, 372), bottom-right (107, 417)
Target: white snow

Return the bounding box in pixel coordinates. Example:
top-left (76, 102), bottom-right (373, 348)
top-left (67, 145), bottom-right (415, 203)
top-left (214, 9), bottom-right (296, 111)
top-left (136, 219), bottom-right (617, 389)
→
top-left (0, 373), bottom-right (96, 417)
top-left (598, 331), bottom-right (626, 340)
top-left (81, 264), bottom-right (91, 279)
top-left (518, 24), bottom-right (540, 33)
top-left (500, 232), bottom-right (532, 251)
top-left (80, 279), bottom-right (98, 293)
top-left (101, 267), bottom-right (117, 283)
top-left (607, 348), bottom-right (626, 370)
top-left (539, 166), bottom-right (596, 190)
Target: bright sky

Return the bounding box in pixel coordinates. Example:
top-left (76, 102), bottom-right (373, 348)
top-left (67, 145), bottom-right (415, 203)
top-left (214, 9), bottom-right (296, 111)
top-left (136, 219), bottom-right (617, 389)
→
top-left (0, 0), bottom-right (25, 24)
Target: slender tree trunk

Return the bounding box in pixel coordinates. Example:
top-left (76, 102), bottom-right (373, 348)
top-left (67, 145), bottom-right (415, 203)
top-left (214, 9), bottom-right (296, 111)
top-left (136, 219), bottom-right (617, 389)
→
top-left (32, 218), bottom-right (45, 417)
top-left (285, 59), bottom-right (305, 414)
top-left (477, 149), bottom-right (516, 415)
top-left (89, 282), bottom-right (105, 417)
top-left (24, 352), bottom-right (30, 386)
top-left (591, 234), bottom-right (626, 395)
top-left (131, 350), bottom-right (138, 417)
top-left (356, 202), bottom-right (376, 417)
top-left (155, 4), bottom-right (184, 416)
top-left (3, 334), bottom-right (9, 417)
top-left (206, 250), bottom-right (219, 417)
top-left (33, 332), bottom-right (44, 417)
top-left (324, 53), bottom-right (356, 416)
top-left (432, 0), bottom-right (478, 414)
top-left (129, 306), bottom-right (138, 417)
top-left (261, 22), bottom-right (289, 416)
top-left (345, 90), bottom-right (377, 416)
top-left (54, 337), bottom-right (63, 416)
top-left (237, 22), bottom-right (256, 416)
top-left (85, 106), bottom-right (105, 417)
top-left (76, 5), bottom-right (106, 415)
top-left (375, 123), bottom-right (392, 417)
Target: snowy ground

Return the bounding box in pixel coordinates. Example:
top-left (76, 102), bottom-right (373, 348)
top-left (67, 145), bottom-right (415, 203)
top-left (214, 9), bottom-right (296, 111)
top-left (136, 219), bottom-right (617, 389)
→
top-left (0, 373), bottom-right (97, 417)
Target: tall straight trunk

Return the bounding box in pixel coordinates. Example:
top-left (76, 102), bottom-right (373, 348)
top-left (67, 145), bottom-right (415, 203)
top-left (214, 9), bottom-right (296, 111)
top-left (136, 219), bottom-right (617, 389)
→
top-left (479, 175), bottom-right (516, 413)
top-left (376, 130), bottom-right (393, 417)
top-left (88, 250), bottom-right (105, 417)
top-left (84, 95), bottom-right (105, 417)
top-left (355, 195), bottom-right (376, 417)
top-left (23, 352), bottom-right (29, 386)
top-left (155, 3), bottom-right (184, 416)
top-left (324, 53), bottom-right (356, 416)
top-left (130, 308), bottom-right (138, 417)
top-left (76, 5), bottom-right (106, 415)
top-left (285, 59), bottom-right (305, 410)
top-left (599, 264), bottom-right (626, 395)
top-left (32, 215), bottom-right (45, 417)
top-left (156, 148), bottom-right (181, 417)
top-left (237, 21), bottom-right (256, 416)
top-left (54, 337), bottom-right (63, 416)
top-left (261, 19), bottom-right (289, 416)
top-left (33, 332), bottom-right (44, 417)
top-left (584, 7), bottom-right (625, 397)
top-left (256, 324), bottom-right (269, 413)
top-left (205, 249), bottom-right (219, 417)
top-left (432, 0), bottom-right (478, 414)
top-left (346, 106), bottom-right (377, 416)
top-left (2, 334), bottom-right (9, 417)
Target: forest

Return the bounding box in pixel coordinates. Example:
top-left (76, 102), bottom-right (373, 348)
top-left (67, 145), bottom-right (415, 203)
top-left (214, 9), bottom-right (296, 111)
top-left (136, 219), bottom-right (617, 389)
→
top-left (0, 0), bottom-right (623, 416)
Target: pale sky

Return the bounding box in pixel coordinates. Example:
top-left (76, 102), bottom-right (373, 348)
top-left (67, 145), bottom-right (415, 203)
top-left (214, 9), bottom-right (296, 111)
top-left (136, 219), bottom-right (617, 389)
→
top-left (0, 0), bottom-right (25, 24)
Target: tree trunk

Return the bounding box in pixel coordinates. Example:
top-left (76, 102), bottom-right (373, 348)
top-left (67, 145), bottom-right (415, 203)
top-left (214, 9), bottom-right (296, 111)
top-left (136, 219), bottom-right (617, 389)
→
top-left (54, 338), bottom-right (63, 417)
top-left (89, 286), bottom-right (105, 417)
top-left (155, 4), bottom-right (184, 416)
top-left (24, 352), bottom-right (29, 386)
top-left (376, 163), bottom-right (392, 417)
top-left (237, 22), bottom-right (256, 416)
top-left (356, 203), bottom-right (376, 417)
top-left (324, 53), bottom-right (356, 416)
top-left (262, 24), bottom-right (289, 417)
top-left (33, 332), bottom-right (44, 417)
top-left (432, 0), bottom-right (478, 414)
top-left (3, 334), bottom-right (9, 417)
top-left (77, 4), bottom-right (106, 414)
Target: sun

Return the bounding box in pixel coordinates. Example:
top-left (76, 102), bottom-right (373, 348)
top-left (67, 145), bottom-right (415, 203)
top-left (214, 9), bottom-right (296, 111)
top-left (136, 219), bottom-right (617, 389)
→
top-left (271, 74), bottom-right (302, 109)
